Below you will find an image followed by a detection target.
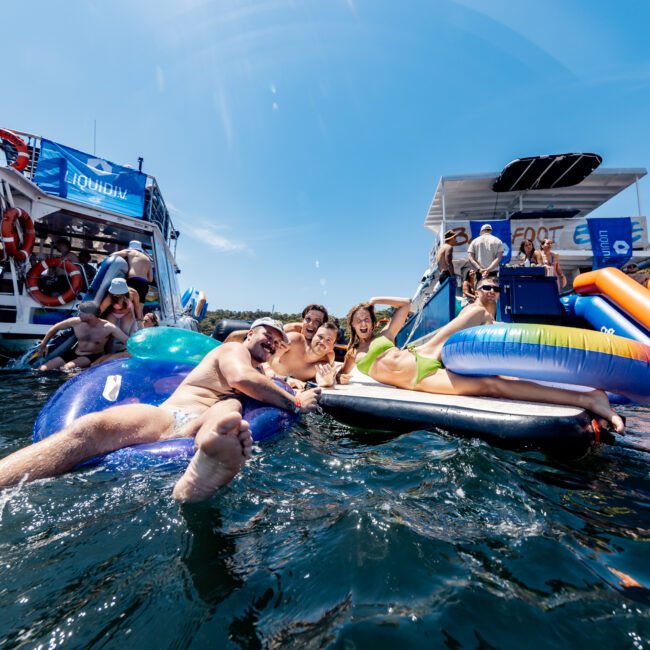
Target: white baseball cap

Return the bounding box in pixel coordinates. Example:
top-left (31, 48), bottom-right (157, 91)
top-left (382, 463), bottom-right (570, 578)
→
top-left (250, 317), bottom-right (289, 343)
top-left (128, 240), bottom-right (144, 252)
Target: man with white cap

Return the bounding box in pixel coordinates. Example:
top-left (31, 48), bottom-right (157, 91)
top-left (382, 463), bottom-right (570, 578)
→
top-left (113, 240), bottom-right (153, 303)
top-left (0, 316), bottom-right (320, 502)
top-left (467, 223), bottom-right (504, 279)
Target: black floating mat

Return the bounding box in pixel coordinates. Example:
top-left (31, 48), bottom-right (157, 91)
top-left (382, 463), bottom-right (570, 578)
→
top-left (319, 383), bottom-right (595, 459)
top-left (493, 153), bottom-right (602, 193)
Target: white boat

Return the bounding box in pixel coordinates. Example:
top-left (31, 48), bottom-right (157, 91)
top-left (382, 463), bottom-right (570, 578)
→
top-left (413, 152), bottom-right (649, 311)
top-left (0, 128), bottom-right (198, 354)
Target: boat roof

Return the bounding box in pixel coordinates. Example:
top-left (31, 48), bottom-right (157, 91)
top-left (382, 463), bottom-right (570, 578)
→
top-left (424, 165), bottom-right (647, 233)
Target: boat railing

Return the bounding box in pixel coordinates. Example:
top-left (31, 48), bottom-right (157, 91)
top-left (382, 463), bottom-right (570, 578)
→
top-left (2, 129), bottom-right (179, 250)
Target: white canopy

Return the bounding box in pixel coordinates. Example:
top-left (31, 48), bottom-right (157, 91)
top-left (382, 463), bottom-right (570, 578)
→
top-left (424, 167), bottom-right (647, 233)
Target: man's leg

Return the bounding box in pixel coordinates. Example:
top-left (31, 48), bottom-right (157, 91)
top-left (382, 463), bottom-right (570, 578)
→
top-left (172, 399), bottom-right (253, 503)
top-left (0, 404), bottom-right (174, 487)
top-left (39, 356), bottom-right (65, 371)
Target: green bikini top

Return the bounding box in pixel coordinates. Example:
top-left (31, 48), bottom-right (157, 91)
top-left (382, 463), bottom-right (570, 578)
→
top-left (356, 336), bottom-right (395, 376)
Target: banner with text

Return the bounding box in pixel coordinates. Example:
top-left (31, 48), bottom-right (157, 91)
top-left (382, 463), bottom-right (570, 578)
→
top-left (469, 220), bottom-right (512, 264)
top-left (33, 139), bottom-right (146, 218)
top-left (586, 217), bottom-right (633, 269)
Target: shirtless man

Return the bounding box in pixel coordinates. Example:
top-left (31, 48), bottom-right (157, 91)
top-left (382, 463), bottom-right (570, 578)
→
top-left (38, 302), bottom-right (129, 371)
top-left (270, 322), bottom-right (338, 387)
top-left (283, 304), bottom-right (329, 343)
top-left (113, 240), bottom-right (153, 304)
top-left (436, 230), bottom-right (457, 284)
top-left (0, 318), bottom-right (320, 501)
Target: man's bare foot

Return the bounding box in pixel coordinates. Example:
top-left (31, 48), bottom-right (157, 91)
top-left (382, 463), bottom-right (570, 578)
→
top-left (584, 390), bottom-right (625, 435)
top-left (172, 412), bottom-right (253, 503)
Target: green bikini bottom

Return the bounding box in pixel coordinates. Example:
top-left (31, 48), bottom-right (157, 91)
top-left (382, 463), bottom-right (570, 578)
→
top-left (356, 336), bottom-right (443, 385)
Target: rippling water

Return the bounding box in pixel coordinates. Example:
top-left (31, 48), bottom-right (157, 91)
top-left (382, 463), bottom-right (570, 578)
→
top-left (0, 371), bottom-right (649, 649)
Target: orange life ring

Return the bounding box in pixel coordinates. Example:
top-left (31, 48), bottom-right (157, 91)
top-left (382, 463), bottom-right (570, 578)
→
top-left (26, 258), bottom-right (83, 306)
top-left (1, 207), bottom-right (35, 262)
top-left (0, 128), bottom-right (29, 173)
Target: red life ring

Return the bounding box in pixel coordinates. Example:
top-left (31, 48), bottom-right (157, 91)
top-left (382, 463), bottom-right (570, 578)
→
top-left (1, 208), bottom-right (36, 262)
top-left (26, 258), bottom-right (83, 306)
top-left (0, 129), bottom-right (29, 173)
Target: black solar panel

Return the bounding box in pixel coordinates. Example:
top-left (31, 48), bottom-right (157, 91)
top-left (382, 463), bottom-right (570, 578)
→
top-left (492, 153), bottom-right (602, 193)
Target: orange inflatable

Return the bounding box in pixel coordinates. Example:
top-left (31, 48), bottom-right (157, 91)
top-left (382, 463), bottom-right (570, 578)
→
top-left (574, 267), bottom-right (650, 329)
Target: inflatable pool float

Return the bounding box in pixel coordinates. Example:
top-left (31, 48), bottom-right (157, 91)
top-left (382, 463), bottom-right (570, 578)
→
top-left (442, 323), bottom-right (650, 400)
top-left (33, 357), bottom-right (297, 471)
top-left (127, 326), bottom-right (220, 365)
top-left (319, 369), bottom-right (598, 458)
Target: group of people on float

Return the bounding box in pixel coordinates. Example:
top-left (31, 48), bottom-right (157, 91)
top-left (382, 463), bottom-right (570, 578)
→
top-left (0, 269), bottom-right (626, 503)
top-left (37, 240), bottom-right (158, 371)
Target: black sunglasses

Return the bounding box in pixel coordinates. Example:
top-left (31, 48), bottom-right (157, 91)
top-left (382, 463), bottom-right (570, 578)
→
top-left (478, 284), bottom-right (501, 293)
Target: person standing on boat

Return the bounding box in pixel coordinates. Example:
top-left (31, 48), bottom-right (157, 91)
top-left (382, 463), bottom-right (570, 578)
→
top-left (37, 302), bottom-right (129, 371)
top-left (339, 281), bottom-right (624, 434)
top-left (539, 239), bottom-right (567, 290)
top-left (113, 240), bottom-right (153, 306)
top-left (467, 224), bottom-right (504, 279)
top-left (517, 239), bottom-right (541, 267)
top-left (436, 230), bottom-right (457, 284)
top-left (0, 319), bottom-right (321, 501)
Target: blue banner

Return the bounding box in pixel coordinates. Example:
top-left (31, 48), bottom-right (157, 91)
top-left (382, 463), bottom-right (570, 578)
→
top-left (469, 220), bottom-right (512, 264)
top-left (586, 217), bottom-right (633, 269)
top-left (33, 139), bottom-right (146, 218)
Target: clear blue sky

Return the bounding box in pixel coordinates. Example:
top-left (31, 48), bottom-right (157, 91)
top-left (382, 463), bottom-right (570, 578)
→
top-left (4, 1), bottom-right (650, 316)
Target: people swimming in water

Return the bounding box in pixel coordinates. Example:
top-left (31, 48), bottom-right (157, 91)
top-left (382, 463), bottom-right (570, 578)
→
top-left (269, 321), bottom-right (338, 387)
top-left (0, 318), bottom-right (321, 500)
top-left (341, 280), bottom-right (624, 434)
top-left (37, 302), bottom-right (129, 371)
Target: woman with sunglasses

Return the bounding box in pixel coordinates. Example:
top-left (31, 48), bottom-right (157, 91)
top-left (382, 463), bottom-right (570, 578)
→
top-left (347, 277), bottom-right (623, 434)
top-left (540, 239), bottom-right (567, 289)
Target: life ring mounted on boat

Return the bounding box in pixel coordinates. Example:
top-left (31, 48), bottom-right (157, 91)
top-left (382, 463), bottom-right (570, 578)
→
top-left (1, 207), bottom-right (36, 262)
top-left (26, 258), bottom-right (84, 306)
top-left (0, 128), bottom-right (29, 173)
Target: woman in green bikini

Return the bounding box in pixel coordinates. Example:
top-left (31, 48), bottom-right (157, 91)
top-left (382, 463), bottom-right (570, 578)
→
top-left (339, 282), bottom-right (624, 434)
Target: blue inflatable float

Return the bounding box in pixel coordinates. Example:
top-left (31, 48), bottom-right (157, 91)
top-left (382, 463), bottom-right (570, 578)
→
top-left (34, 356), bottom-right (298, 471)
top-left (442, 323), bottom-right (650, 401)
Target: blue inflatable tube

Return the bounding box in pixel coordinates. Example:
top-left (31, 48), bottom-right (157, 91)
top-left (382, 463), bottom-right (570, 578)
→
top-left (442, 323), bottom-right (650, 400)
top-left (82, 255), bottom-right (128, 304)
top-left (33, 357), bottom-right (298, 470)
top-left (562, 294), bottom-right (650, 346)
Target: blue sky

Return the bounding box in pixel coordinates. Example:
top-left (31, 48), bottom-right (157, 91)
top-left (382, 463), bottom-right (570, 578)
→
top-left (3, 1), bottom-right (650, 315)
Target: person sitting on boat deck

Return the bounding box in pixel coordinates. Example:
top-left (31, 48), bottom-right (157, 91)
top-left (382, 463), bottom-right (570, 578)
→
top-left (99, 278), bottom-right (141, 344)
top-left (38, 237), bottom-right (82, 296)
top-left (539, 238), bottom-right (567, 290)
top-left (467, 224), bottom-right (504, 279)
top-left (340, 281), bottom-right (625, 434)
top-left (113, 240), bottom-right (153, 308)
top-left (283, 304), bottom-right (329, 343)
top-left (436, 230), bottom-right (457, 284)
top-left (37, 302), bottom-right (129, 371)
top-left (461, 268), bottom-right (477, 306)
top-left (0, 318), bottom-right (321, 501)
top-left (269, 321), bottom-right (338, 388)
top-left (517, 239), bottom-right (541, 267)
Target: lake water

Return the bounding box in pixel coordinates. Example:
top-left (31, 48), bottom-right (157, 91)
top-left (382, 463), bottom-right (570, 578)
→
top-left (0, 370), bottom-right (649, 649)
